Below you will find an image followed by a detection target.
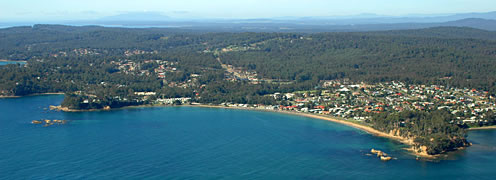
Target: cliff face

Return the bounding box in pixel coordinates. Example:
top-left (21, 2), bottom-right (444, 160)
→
top-left (388, 129), bottom-right (470, 156)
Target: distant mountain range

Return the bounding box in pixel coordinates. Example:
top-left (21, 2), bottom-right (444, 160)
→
top-left (2, 11), bottom-right (496, 32)
top-left (74, 18), bottom-right (496, 32)
top-left (79, 11), bottom-right (496, 32)
top-left (276, 11), bottom-right (496, 25)
top-left (94, 11), bottom-right (496, 24)
top-left (98, 12), bottom-right (171, 22)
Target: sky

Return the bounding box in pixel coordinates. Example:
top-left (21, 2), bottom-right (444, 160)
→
top-left (1, 0), bottom-right (495, 21)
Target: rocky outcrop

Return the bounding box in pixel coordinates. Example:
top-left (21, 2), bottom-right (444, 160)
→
top-left (370, 149), bottom-right (393, 161)
top-left (386, 128), bottom-right (470, 157)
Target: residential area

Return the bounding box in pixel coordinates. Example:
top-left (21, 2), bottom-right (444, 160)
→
top-left (204, 80), bottom-right (496, 126)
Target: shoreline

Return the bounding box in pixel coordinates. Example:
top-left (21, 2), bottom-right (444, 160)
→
top-left (0, 95), bottom-right (21, 98)
top-left (468, 126), bottom-right (496, 130)
top-left (0, 93), bottom-right (65, 99)
top-left (29, 92), bottom-right (65, 96)
top-left (0, 59), bottom-right (27, 62)
top-left (51, 102), bottom-right (484, 159)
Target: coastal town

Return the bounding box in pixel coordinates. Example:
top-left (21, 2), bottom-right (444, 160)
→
top-left (48, 48), bottom-right (157, 58)
top-left (42, 53), bottom-right (495, 127)
top-left (125, 79), bottom-right (496, 128)
top-left (3, 56), bottom-right (495, 128)
top-left (260, 80), bottom-right (496, 126)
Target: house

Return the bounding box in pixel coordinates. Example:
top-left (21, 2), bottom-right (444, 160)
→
top-left (463, 119), bottom-right (476, 123)
top-left (315, 105), bottom-right (325, 110)
top-left (321, 111), bottom-right (331, 115)
top-left (135, 92), bottom-right (156, 96)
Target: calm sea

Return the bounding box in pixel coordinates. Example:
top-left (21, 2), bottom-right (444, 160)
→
top-left (1, 95), bottom-right (495, 179)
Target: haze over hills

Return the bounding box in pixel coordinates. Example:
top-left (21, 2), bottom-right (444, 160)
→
top-left (78, 11), bottom-right (496, 32)
top-left (71, 18), bottom-right (496, 32)
top-left (98, 12), bottom-right (172, 22)
top-left (2, 11), bottom-right (496, 32)
top-left (288, 11), bottom-right (496, 25)
top-left (91, 11), bottom-right (496, 24)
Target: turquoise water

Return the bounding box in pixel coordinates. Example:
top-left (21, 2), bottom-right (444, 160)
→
top-left (0, 61), bottom-right (26, 66)
top-left (1, 95), bottom-right (496, 179)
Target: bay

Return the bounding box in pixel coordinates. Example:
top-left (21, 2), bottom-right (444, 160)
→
top-left (0, 95), bottom-right (495, 179)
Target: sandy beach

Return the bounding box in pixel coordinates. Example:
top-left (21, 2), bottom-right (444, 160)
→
top-left (31, 93), bottom-right (65, 95)
top-left (1, 93), bottom-right (64, 99)
top-left (468, 126), bottom-right (496, 130)
top-left (0, 59), bottom-right (27, 62)
top-left (0, 95), bottom-right (21, 98)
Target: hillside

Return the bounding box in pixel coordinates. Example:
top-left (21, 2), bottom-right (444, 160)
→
top-left (1, 25), bottom-right (495, 93)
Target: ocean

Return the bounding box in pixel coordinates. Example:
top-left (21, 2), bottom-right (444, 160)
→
top-left (1, 95), bottom-right (495, 179)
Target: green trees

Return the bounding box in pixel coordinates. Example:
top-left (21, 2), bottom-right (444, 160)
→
top-left (371, 110), bottom-right (469, 155)
top-left (219, 32), bottom-right (496, 92)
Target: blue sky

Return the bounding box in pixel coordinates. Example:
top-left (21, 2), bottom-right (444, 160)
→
top-left (1, 0), bottom-right (495, 21)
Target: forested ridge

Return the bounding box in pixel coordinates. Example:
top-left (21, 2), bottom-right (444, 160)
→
top-left (2, 25), bottom-right (495, 92)
top-left (220, 32), bottom-right (496, 91)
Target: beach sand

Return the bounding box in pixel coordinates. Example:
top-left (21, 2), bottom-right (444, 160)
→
top-left (1, 93), bottom-right (64, 99)
top-left (0, 59), bottom-right (27, 62)
top-left (468, 126), bottom-right (496, 130)
top-left (0, 95), bottom-right (21, 98)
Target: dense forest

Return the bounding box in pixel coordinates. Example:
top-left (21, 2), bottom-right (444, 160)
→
top-left (2, 25), bottom-right (495, 94)
top-left (220, 31), bottom-right (496, 92)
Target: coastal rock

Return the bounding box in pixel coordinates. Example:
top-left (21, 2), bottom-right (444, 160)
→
top-left (49, 105), bottom-right (77, 112)
top-left (371, 149), bottom-right (380, 154)
top-left (380, 156), bottom-right (392, 161)
top-left (371, 148), bottom-right (393, 161)
top-left (413, 145), bottom-right (430, 157)
top-left (32, 119), bottom-right (68, 127)
top-left (31, 120), bottom-right (42, 124)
